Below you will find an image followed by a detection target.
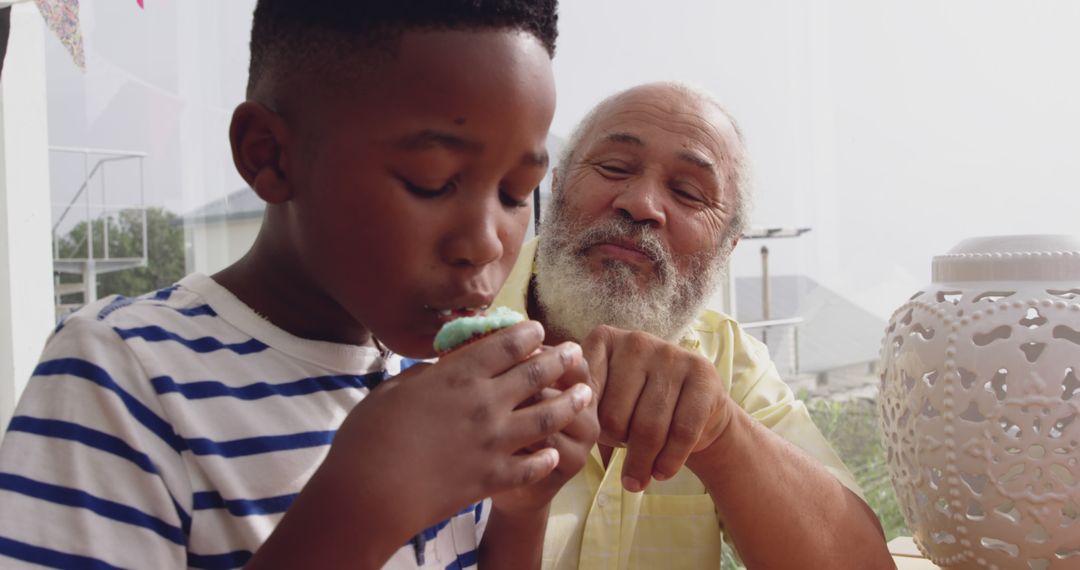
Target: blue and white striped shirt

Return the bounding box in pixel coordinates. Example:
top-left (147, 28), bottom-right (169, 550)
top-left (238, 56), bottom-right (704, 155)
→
top-left (0, 273), bottom-right (486, 569)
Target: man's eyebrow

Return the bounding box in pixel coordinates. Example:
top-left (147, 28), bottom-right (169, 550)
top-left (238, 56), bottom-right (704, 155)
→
top-left (675, 150), bottom-right (716, 173)
top-left (394, 130), bottom-right (484, 153)
top-left (601, 132), bottom-right (645, 147)
top-left (602, 131), bottom-right (715, 173)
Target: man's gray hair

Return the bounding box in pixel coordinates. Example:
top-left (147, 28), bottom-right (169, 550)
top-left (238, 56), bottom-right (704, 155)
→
top-left (554, 81), bottom-right (752, 247)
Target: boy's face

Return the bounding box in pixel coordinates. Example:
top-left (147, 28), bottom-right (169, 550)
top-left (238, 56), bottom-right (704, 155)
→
top-left (283, 29), bottom-right (555, 358)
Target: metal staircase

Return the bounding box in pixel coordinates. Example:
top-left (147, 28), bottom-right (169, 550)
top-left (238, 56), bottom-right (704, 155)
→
top-left (50, 146), bottom-right (149, 315)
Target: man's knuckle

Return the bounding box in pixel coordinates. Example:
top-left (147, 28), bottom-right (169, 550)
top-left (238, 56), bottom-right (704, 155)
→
top-left (626, 331), bottom-right (650, 350)
top-left (630, 425), bottom-right (663, 449)
top-left (669, 421), bottom-right (698, 444)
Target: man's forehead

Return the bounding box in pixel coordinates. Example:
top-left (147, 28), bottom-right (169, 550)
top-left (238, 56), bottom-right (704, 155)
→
top-left (585, 90), bottom-right (737, 160)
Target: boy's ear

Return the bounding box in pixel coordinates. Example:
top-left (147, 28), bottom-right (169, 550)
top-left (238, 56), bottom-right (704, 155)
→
top-left (229, 101), bottom-right (291, 204)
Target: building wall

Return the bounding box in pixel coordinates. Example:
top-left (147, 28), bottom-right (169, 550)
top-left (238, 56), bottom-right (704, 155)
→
top-left (0, 3), bottom-right (56, 441)
top-left (185, 217), bottom-right (261, 276)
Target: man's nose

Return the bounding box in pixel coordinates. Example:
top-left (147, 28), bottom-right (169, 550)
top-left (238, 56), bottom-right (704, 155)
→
top-left (610, 178), bottom-right (667, 228)
top-left (440, 201), bottom-right (504, 268)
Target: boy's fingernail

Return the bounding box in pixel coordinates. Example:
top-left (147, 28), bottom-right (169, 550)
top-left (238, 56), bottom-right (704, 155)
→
top-left (622, 475), bottom-right (642, 493)
top-left (560, 343), bottom-right (582, 365)
top-left (571, 383), bottom-right (592, 409)
top-left (653, 470), bottom-right (670, 481)
top-left (543, 447), bottom-right (561, 470)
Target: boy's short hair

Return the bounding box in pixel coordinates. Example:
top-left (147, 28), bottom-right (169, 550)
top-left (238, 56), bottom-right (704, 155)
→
top-left (248, 0), bottom-right (559, 98)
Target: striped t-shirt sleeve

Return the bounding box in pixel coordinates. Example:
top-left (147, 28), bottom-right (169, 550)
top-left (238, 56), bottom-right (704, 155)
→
top-left (0, 316), bottom-right (191, 569)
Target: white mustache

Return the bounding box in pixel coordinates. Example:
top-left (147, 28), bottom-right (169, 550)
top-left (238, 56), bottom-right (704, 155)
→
top-left (574, 221), bottom-right (673, 284)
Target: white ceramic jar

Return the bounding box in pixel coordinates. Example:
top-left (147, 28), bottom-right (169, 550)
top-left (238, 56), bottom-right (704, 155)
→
top-left (879, 235), bottom-right (1080, 569)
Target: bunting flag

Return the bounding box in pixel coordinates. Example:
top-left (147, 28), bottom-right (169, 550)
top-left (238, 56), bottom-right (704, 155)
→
top-left (33, 0), bottom-right (85, 70)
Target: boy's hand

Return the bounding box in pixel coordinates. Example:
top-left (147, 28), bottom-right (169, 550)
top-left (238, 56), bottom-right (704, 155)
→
top-left (489, 348), bottom-right (600, 515)
top-left (316, 320), bottom-right (593, 546)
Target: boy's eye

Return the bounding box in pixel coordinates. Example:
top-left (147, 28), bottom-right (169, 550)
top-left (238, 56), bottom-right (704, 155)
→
top-left (403, 179), bottom-right (454, 198)
top-left (500, 188), bottom-right (531, 209)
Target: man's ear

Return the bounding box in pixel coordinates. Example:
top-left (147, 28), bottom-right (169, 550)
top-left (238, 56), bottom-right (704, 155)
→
top-left (550, 167), bottom-right (562, 196)
top-left (229, 101), bottom-right (291, 204)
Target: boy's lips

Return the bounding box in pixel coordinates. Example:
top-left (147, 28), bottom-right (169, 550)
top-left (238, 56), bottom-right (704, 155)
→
top-left (424, 301), bottom-right (492, 324)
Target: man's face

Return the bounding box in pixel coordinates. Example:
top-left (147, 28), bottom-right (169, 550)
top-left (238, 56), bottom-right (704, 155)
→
top-left (535, 86), bottom-right (738, 342)
top-left (285, 29), bottom-right (555, 357)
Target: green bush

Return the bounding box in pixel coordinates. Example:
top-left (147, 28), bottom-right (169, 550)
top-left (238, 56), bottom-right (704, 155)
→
top-left (803, 396), bottom-right (908, 542)
top-left (721, 395), bottom-right (907, 570)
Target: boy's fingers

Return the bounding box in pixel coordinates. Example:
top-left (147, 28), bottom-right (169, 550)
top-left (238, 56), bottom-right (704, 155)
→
top-left (551, 346), bottom-right (592, 392)
top-left (502, 447), bottom-right (560, 488)
top-left (538, 430), bottom-right (591, 477)
top-left (449, 321), bottom-right (545, 376)
top-left (502, 383), bottom-right (593, 450)
top-left (497, 341), bottom-right (583, 404)
top-left (527, 385), bottom-right (600, 442)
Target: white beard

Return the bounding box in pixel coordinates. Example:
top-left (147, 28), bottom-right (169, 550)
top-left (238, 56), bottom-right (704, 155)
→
top-left (533, 193), bottom-right (726, 343)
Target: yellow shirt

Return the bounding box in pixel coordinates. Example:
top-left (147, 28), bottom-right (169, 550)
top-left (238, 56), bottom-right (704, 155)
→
top-left (493, 238), bottom-right (862, 570)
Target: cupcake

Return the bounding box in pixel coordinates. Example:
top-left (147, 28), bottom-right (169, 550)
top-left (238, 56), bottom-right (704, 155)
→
top-left (433, 306), bottom-right (525, 354)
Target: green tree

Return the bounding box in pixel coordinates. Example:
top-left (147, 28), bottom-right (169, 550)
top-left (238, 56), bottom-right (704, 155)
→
top-left (55, 207), bottom-right (185, 301)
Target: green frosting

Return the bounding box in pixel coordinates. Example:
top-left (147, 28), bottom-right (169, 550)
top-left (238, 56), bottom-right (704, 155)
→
top-left (433, 306), bottom-right (525, 353)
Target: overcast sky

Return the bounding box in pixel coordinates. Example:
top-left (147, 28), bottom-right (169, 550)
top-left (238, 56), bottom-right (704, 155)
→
top-left (42, 0), bottom-right (1080, 319)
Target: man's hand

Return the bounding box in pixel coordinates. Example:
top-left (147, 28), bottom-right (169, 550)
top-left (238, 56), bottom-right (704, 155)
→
top-left (583, 325), bottom-right (734, 492)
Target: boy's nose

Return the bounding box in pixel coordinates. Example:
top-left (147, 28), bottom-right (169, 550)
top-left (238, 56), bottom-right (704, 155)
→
top-left (440, 204), bottom-right (504, 267)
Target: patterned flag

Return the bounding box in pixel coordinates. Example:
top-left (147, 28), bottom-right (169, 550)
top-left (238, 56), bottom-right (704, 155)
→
top-left (33, 0), bottom-right (85, 70)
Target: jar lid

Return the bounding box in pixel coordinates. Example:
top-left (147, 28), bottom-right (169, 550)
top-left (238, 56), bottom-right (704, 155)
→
top-left (932, 234), bottom-right (1080, 283)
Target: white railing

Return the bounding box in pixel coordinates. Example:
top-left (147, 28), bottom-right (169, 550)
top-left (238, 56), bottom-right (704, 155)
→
top-left (49, 146), bottom-right (149, 309)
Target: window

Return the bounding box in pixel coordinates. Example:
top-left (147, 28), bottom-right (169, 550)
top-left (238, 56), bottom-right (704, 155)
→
top-left (6, 1), bottom-right (1079, 566)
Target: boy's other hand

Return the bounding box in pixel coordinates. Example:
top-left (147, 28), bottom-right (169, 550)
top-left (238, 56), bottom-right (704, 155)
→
top-left (489, 349), bottom-right (600, 516)
top-left (317, 320), bottom-right (594, 544)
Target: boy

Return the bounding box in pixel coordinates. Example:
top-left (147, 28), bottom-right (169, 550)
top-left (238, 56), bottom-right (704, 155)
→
top-left (0, 1), bottom-right (598, 568)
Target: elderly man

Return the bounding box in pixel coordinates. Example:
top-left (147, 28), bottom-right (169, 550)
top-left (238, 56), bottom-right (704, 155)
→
top-left (492, 82), bottom-right (893, 568)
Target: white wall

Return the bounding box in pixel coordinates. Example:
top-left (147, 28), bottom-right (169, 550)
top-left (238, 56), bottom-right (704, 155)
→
top-left (0, 3), bottom-right (57, 439)
top-left (186, 217), bottom-right (261, 276)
